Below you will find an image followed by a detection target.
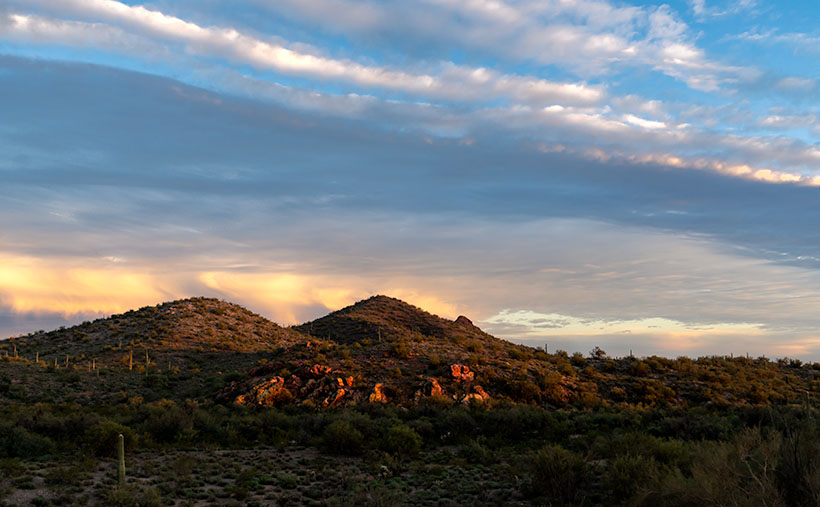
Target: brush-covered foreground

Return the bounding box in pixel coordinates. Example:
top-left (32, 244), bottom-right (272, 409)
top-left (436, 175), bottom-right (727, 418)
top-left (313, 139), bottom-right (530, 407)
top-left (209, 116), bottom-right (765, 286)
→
top-left (2, 403), bottom-right (820, 506)
top-left (3, 296), bottom-right (820, 505)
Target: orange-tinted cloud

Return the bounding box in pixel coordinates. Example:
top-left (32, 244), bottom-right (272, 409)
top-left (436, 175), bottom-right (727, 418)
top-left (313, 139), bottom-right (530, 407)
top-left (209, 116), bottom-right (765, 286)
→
top-left (0, 254), bottom-right (175, 316)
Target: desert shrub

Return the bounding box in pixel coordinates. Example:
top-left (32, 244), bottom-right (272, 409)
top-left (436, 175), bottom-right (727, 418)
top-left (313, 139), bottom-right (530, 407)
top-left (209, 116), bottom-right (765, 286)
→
top-left (777, 423), bottom-right (820, 506)
top-left (326, 482), bottom-right (404, 507)
top-left (139, 401), bottom-right (194, 444)
top-left (457, 439), bottom-right (494, 465)
top-left (380, 424), bottom-right (423, 459)
top-left (0, 458), bottom-right (25, 478)
top-left (647, 427), bottom-right (782, 507)
top-left (434, 408), bottom-right (476, 443)
top-left (630, 361), bottom-right (651, 376)
top-left (44, 458), bottom-right (96, 488)
top-left (107, 486), bottom-right (163, 507)
top-left (603, 454), bottom-right (663, 503)
top-left (559, 362), bottom-right (575, 376)
top-left (508, 379), bottom-right (541, 404)
top-left (0, 423), bottom-right (56, 458)
top-left (509, 347), bottom-right (533, 361)
top-left (525, 444), bottom-right (588, 505)
top-left (610, 386), bottom-right (627, 401)
top-left (321, 420), bottom-right (364, 455)
top-left (143, 373), bottom-right (169, 390)
top-left (465, 340), bottom-right (483, 353)
top-left (391, 341), bottom-right (409, 359)
top-left (609, 432), bottom-right (689, 469)
top-left (85, 420), bottom-right (138, 457)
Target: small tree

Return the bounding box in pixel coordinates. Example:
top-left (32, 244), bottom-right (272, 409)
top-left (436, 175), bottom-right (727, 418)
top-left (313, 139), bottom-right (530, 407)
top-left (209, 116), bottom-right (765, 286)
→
top-left (590, 346), bottom-right (607, 359)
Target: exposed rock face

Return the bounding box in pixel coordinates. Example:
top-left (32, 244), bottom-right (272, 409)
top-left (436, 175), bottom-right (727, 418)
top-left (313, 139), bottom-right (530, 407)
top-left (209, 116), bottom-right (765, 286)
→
top-left (235, 376), bottom-right (292, 406)
top-left (415, 378), bottom-right (445, 400)
top-left (325, 389), bottom-right (346, 407)
top-left (463, 385), bottom-right (490, 404)
top-left (455, 315), bottom-right (475, 327)
top-left (369, 383), bottom-right (387, 403)
top-left (429, 378), bottom-right (444, 397)
top-left (450, 364), bottom-right (475, 382)
top-left (309, 364), bottom-right (332, 377)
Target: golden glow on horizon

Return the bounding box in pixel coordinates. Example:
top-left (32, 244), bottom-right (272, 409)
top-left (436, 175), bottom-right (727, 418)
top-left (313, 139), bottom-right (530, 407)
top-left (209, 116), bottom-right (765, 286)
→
top-left (0, 254), bottom-right (172, 315)
top-left (198, 271), bottom-right (461, 323)
top-left (198, 271), bottom-right (362, 324)
top-left (0, 252), bottom-right (807, 358)
top-left (0, 253), bottom-right (461, 325)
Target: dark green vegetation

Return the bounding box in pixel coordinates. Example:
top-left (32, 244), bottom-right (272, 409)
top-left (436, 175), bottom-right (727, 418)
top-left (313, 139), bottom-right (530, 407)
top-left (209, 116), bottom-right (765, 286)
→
top-left (2, 296), bottom-right (820, 505)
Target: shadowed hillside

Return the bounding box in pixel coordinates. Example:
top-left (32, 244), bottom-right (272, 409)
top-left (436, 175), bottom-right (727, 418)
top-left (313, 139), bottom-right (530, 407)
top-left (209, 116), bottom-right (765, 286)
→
top-left (294, 295), bottom-right (491, 344)
top-left (4, 297), bottom-right (820, 505)
top-left (1, 295), bottom-right (819, 410)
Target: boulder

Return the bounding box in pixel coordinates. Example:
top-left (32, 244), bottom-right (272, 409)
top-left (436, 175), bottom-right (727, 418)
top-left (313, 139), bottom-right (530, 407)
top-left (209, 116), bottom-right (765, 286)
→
top-left (235, 376), bottom-right (292, 407)
top-left (369, 383), bottom-right (388, 403)
top-left (463, 385), bottom-right (491, 404)
top-left (308, 364), bottom-right (332, 377)
top-left (416, 378), bottom-right (444, 398)
top-left (450, 364), bottom-right (475, 382)
top-left (325, 388), bottom-right (346, 407)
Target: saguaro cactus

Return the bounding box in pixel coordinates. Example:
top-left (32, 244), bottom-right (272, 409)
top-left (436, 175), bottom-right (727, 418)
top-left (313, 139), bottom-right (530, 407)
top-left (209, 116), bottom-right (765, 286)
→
top-left (117, 433), bottom-right (126, 487)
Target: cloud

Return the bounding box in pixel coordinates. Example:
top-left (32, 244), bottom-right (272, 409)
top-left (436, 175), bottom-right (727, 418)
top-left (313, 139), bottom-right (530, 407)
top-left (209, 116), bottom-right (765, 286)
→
top-left (6, 3), bottom-right (818, 186)
top-left (482, 309), bottom-right (764, 339)
top-left (0, 7), bottom-right (605, 107)
top-left (2, 50), bottom-right (820, 357)
top-left (0, 253), bottom-right (176, 316)
top-left (692, 0), bottom-right (758, 19)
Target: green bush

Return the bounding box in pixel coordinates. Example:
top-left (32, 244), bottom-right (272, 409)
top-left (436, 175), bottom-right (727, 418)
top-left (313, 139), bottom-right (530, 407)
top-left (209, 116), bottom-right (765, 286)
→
top-left (777, 423), bottom-right (820, 506)
top-left (107, 486), bottom-right (163, 507)
top-left (0, 423), bottom-right (56, 458)
top-left (525, 444), bottom-right (588, 505)
top-left (380, 424), bottom-right (423, 459)
top-left (603, 454), bottom-right (662, 503)
top-left (321, 420), bottom-right (364, 456)
top-left (85, 420), bottom-right (138, 457)
top-left (140, 402), bottom-right (193, 444)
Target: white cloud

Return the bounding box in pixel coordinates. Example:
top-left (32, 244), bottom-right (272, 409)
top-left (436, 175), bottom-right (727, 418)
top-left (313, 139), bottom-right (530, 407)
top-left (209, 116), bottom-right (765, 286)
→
top-left (482, 309), bottom-right (763, 338)
top-left (1, 7), bottom-right (605, 107)
top-left (4, 3), bottom-right (820, 188)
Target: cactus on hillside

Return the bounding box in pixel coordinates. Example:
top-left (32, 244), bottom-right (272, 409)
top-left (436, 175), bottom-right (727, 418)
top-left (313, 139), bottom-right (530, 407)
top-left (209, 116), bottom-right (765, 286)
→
top-left (117, 433), bottom-right (126, 488)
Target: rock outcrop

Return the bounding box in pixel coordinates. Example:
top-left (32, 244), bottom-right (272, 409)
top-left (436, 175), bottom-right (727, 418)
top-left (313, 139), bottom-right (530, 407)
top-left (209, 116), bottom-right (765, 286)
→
top-left (463, 385), bottom-right (490, 404)
top-left (369, 383), bottom-right (388, 403)
top-left (325, 388), bottom-right (346, 407)
top-left (450, 364), bottom-right (475, 382)
top-left (455, 315), bottom-right (475, 327)
top-left (416, 378), bottom-right (445, 400)
top-left (235, 376), bottom-right (292, 406)
top-left (309, 364), bottom-right (332, 377)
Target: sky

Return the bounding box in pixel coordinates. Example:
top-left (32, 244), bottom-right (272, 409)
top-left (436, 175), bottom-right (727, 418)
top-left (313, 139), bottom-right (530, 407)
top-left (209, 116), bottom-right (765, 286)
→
top-left (2, 0), bottom-right (820, 359)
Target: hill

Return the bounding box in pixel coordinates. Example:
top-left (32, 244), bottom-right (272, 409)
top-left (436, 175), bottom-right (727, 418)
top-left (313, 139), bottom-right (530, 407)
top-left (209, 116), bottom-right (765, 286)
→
top-left (4, 296), bottom-right (820, 505)
top-left (2, 295), bottom-right (820, 409)
top-left (294, 295), bottom-right (491, 344)
top-left (0, 298), bottom-right (311, 403)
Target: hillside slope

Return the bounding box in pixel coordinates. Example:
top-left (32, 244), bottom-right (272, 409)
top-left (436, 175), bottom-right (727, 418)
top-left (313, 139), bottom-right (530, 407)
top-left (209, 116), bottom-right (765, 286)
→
top-left (2, 295), bottom-right (819, 410)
